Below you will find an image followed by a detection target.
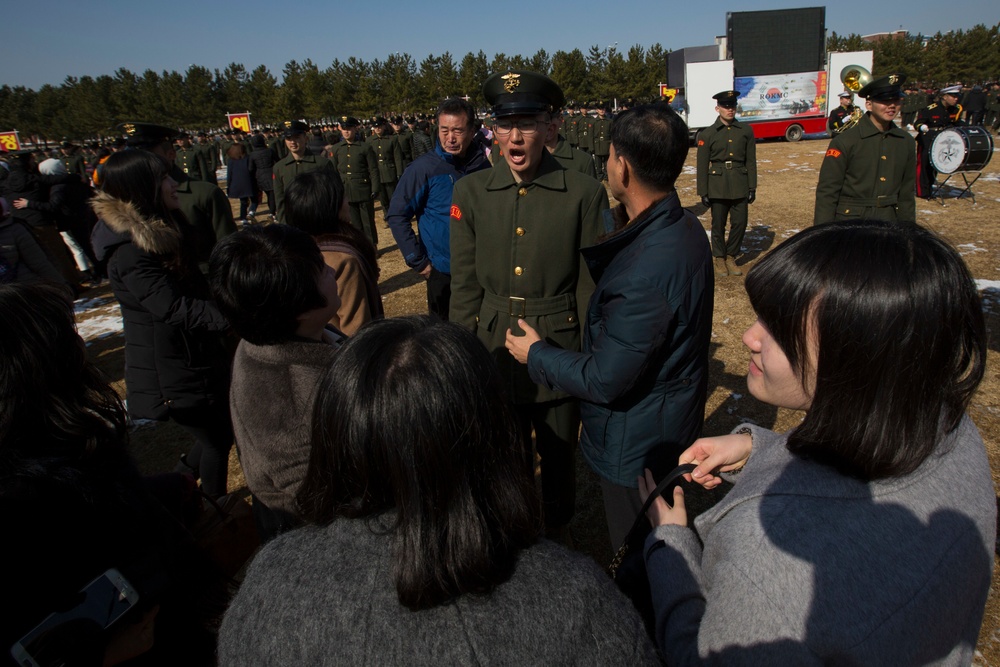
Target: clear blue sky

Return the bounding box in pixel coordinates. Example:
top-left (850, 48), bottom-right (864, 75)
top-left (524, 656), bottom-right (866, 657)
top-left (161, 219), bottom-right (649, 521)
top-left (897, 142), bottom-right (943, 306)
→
top-left (3, 0), bottom-right (998, 89)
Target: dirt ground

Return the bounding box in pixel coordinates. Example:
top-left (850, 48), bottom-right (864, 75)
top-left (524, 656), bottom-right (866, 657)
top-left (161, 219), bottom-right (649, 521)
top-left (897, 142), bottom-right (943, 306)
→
top-left (76, 135), bottom-right (1000, 662)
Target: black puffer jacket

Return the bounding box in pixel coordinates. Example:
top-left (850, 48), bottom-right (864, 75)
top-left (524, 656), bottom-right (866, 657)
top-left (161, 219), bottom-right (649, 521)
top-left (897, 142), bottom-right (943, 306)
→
top-left (90, 192), bottom-right (230, 420)
top-left (247, 148), bottom-right (275, 193)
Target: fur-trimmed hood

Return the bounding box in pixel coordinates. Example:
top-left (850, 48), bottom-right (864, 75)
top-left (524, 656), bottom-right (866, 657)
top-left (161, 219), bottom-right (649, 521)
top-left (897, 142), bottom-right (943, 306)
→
top-left (90, 190), bottom-right (182, 260)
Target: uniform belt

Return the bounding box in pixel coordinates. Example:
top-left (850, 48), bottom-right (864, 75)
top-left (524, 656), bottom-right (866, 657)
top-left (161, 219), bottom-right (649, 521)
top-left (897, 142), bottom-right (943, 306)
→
top-left (711, 160), bottom-right (744, 169)
top-left (482, 292), bottom-right (576, 318)
top-left (839, 195), bottom-right (898, 207)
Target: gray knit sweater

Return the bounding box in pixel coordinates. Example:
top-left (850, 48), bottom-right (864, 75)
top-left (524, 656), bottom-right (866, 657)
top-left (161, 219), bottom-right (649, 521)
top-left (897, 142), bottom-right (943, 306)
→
top-left (219, 518), bottom-right (661, 665)
top-left (644, 415), bottom-right (995, 665)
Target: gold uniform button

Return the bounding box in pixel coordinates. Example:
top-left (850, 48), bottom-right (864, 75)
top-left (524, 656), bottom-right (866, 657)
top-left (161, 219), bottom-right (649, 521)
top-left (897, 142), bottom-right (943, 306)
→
top-left (518, 187), bottom-right (527, 196)
top-left (845, 208), bottom-right (850, 213)
top-left (729, 152), bottom-right (734, 156)
top-left (881, 155), bottom-right (887, 160)
top-left (515, 227), bottom-right (525, 236)
top-left (514, 266), bottom-right (523, 276)
top-left (567, 315), bottom-right (575, 323)
top-left (879, 177), bottom-right (886, 182)
top-left (728, 139), bottom-right (733, 143)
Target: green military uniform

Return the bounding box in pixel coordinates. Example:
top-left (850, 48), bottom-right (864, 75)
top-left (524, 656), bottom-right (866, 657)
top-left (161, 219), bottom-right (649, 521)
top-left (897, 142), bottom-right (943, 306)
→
top-left (267, 134), bottom-right (288, 162)
top-left (450, 70), bottom-right (608, 531)
top-left (814, 113), bottom-right (916, 224)
top-left (271, 153), bottom-right (337, 224)
top-left (331, 129), bottom-right (381, 246)
top-left (175, 144), bottom-right (209, 182)
top-left (696, 91), bottom-right (757, 265)
top-left (563, 112), bottom-right (580, 148)
top-left (61, 150), bottom-right (88, 180)
top-left (368, 128), bottom-right (405, 215)
top-left (197, 136), bottom-right (219, 185)
top-left (168, 165), bottom-right (237, 270)
top-left (577, 112), bottom-right (593, 153)
top-left (550, 135), bottom-right (597, 178)
top-left (591, 112), bottom-right (612, 181)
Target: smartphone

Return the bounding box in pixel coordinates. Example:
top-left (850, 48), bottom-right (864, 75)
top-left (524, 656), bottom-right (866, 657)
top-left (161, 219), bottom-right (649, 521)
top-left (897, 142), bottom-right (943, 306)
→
top-left (10, 568), bottom-right (140, 667)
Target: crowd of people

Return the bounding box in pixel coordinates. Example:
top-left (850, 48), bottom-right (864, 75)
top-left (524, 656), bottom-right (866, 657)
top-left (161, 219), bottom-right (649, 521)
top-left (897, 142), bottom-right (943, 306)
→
top-left (1, 66), bottom-right (997, 666)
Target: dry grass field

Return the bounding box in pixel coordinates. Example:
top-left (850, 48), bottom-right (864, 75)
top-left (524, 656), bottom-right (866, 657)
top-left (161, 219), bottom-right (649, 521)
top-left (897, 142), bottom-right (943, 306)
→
top-left (76, 134), bottom-right (1000, 662)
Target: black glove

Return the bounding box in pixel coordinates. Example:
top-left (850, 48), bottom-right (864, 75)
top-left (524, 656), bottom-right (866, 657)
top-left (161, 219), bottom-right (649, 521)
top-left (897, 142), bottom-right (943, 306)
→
top-left (747, 189), bottom-right (756, 205)
top-left (701, 195), bottom-right (711, 208)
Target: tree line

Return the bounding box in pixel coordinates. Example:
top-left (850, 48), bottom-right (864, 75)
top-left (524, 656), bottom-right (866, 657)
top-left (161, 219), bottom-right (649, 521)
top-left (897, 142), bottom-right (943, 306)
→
top-left (1, 23), bottom-right (996, 142)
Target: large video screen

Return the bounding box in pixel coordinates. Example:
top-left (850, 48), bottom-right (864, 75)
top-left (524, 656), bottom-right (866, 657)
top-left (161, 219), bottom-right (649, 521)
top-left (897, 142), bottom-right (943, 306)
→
top-left (727, 7), bottom-right (825, 77)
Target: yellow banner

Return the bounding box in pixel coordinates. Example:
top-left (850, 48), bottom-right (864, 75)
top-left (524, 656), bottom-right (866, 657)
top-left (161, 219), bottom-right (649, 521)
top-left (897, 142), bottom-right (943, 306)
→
top-left (227, 113), bottom-right (251, 133)
top-left (0, 131), bottom-right (21, 151)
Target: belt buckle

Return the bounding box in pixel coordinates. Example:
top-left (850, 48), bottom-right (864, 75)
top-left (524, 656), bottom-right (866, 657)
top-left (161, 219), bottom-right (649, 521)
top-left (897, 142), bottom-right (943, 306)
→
top-left (724, 160), bottom-right (733, 169)
top-left (508, 296), bottom-right (526, 318)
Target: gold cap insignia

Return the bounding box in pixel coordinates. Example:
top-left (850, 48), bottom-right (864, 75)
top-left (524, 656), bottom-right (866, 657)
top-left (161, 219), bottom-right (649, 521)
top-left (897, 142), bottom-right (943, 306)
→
top-left (284, 120), bottom-right (292, 128)
top-left (123, 123), bottom-right (136, 136)
top-left (501, 71), bottom-right (521, 93)
top-left (341, 116), bottom-right (348, 123)
top-left (888, 74), bottom-right (899, 85)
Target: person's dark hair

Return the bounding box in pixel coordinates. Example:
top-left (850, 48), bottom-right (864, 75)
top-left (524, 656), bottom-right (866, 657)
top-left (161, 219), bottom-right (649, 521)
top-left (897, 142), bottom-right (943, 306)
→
top-left (209, 225), bottom-right (326, 345)
top-left (609, 102), bottom-right (689, 191)
top-left (250, 134), bottom-right (266, 149)
top-left (0, 283), bottom-right (127, 456)
top-left (99, 150), bottom-right (171, 220)
top-left (298, 316), bottom-right (542, 610)
top-left (283, 170), bottom-right (377, 272)
top-left (745, 221), bottom-right (986, 480)
top-left (226, 143), bottom-right (246, 160)
top-left (436, 97), bottom-right (476, 129)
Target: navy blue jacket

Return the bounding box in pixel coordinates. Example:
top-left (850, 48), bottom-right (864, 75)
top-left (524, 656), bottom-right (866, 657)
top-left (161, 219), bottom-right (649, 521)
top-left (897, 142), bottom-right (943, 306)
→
top-left (527, 194), bottom-right (714, 486)
top-left (386, 143), bottom-right (490, 274)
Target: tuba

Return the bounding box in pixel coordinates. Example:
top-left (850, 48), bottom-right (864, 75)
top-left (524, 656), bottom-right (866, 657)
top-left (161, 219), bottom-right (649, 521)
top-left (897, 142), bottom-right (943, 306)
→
top-left (833, 65), bottom-right (872, 134)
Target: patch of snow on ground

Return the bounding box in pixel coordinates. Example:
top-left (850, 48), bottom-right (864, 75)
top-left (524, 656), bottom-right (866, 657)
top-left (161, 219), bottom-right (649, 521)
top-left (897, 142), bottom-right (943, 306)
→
top-left (74, 298), bottom-right (124, 343)
top-left (957, 243), bottom-right (987, 256)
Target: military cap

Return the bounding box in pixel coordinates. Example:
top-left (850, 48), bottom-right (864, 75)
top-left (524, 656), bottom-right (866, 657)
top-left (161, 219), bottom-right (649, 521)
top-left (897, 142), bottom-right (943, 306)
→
top-left (712, 90), bottom-right (740, 106)
top-left (340, 116), bottom-right (361, 129)
top-left (483, 70), bottom-right (565, 118)
top-left (60, 140), bottom-right (75, 149)
top-left (939, 84), bottom-right (962, 96)
top-left (838, 91), bottom-right (854, 99)
top-left (117, 122), bottom-right (179, 147)
top-left (390, 116), bottom-right (403, 125)
top-left (857, 74), bottom-right (905, 101)
top-left (282, 120), bottom-right (309, 137)
top-left (373, 116), bottom-right (388, 126)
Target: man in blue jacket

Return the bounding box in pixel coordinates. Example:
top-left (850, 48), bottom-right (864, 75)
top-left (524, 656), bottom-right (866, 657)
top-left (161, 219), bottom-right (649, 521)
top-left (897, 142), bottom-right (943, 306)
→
top-left (386, 98), bottom-right (490, 320)
top-left (506, 102), bottom-right (714, 545)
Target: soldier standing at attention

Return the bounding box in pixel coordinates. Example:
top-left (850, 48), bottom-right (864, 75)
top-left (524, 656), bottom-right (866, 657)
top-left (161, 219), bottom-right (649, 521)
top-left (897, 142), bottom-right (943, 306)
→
top-left (697, 90), bottom-right (757, 277)
top-left (827, 91), bottom-right (857, 133)
top-left (175, 133), bottom-right (209, 182)
top-left (564, 109), bottom-right (580, 149)
top-left (332, 117), bottom-right (381, 247)
top-left (391, 116), bottom-right (414, 170)
top-left (591, 106), bottom-right (612, 181)
top-left (577, 106), bottom-right (593, 156)
top-left (271, 120), bottom-right (338, 224)
top-left (368, 118), bottom-right (405, 217)
top-left (450, 70), bottom-right (607, 540)
top-left (814, 74), bottom-right (915, 225)
top-left (914, 85), bottom-right (964, 199)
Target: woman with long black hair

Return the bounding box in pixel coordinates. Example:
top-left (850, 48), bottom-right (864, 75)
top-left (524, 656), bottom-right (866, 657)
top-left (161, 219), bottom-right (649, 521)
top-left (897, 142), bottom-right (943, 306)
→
top-left (91, 150), bottom-right (233, 498)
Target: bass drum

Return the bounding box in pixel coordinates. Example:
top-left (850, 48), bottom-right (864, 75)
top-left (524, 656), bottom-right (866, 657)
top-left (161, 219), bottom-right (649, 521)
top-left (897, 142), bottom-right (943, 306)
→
top-left (930, 126), bottom-right (994, 174)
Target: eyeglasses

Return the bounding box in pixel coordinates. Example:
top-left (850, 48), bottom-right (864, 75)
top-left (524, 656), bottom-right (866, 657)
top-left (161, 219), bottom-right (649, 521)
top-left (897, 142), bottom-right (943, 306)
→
top-left (494, 119), bottom-right (548, 136)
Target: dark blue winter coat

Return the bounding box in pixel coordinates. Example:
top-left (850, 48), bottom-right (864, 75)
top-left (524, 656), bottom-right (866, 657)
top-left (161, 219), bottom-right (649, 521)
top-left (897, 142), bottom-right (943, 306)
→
top-left (385, 143), bottom-right (490, 275)
top-left (527, 193), bottom-right (714, 487)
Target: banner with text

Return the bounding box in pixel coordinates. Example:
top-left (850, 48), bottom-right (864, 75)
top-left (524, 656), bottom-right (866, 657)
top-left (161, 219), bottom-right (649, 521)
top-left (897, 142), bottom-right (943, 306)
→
top-left (0, 131), bottom-right (21, 152)
top-left (227, 113), bottom-right (251, 133)
top-left (734, 71), bottom-right (827, 121)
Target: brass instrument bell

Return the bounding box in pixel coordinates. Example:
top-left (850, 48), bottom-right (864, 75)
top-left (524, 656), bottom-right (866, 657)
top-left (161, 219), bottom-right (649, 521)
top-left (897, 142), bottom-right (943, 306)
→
top-left (833, 65), bottom-right (872, 134)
